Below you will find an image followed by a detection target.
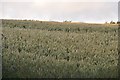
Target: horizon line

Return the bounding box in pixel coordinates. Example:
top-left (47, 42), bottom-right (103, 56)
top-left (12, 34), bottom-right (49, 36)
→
top-left (1, 18), bottom-right (118, 24)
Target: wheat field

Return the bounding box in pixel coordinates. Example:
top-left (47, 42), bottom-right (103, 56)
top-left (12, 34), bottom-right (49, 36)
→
top-left (2, 19), bottom-right (118, 78)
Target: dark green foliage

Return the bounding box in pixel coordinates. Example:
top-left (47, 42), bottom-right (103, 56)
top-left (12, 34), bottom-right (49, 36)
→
top-left (23, 26), bottom-right (26, 28)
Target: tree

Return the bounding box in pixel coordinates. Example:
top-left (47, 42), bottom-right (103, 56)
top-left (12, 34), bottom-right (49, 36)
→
top-left (63, 20), bottom-right (72, 23)
top-left (117, 21), bottom-right (120, 24)
top-left (110, 21), bottom-right (115, 24)
top-left (105, 22), bottom-right (108, 24)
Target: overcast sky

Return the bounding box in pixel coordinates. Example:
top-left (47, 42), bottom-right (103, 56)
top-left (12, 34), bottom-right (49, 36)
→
top-left (0, 0), bottom-right (119, 23)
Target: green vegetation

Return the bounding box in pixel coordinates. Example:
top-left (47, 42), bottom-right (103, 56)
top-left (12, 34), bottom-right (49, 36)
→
top-left (2, 19), bottom-right (118, 78)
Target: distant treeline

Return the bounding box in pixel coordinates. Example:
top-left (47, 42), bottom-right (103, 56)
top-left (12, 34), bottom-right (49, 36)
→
top-left (105, 21), bottom-right (120, 24)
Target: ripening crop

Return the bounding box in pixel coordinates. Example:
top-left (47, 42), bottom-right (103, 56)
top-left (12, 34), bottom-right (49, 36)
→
top-left (2, 19), bottom-right (118, 78)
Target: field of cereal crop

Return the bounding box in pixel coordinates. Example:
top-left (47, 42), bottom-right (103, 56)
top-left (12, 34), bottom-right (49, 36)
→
top-left (2, 19), bottom-right (118, 78)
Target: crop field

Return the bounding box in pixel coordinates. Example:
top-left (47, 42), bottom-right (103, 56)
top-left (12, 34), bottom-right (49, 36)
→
top-left (1, 19), bottom-right (119, 78)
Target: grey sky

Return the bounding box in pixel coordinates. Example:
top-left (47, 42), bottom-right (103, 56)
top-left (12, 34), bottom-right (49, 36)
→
top-left (0, 0), bottom-right (119, 23)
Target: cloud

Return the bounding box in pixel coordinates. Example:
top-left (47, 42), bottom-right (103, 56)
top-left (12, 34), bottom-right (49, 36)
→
top-left (1, 0), bottom-right (119, 2)
top-left (1, 2), bottom-right (118, 23)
